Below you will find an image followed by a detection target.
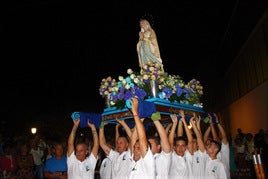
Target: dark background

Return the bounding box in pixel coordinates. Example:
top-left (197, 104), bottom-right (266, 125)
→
top-left (2, 1), bottom-right (268, 135)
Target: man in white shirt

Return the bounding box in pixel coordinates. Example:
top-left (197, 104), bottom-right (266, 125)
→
top-left (99, 121), bottom-right (132, 179)
top-left (67, 118), bottom-right (99, 179)
top-left (205, 140), bottom-right (227, 179)
top-left (127, 97), bottom-right (155, 179)
top-left (148, 112), bottom-right (172, 179)
top-left (168, 112), bottom-right (193, 179)
top-left (99, 156), bottom-right (112, 179)
top-left (208, 113), bottom-right (230, 179)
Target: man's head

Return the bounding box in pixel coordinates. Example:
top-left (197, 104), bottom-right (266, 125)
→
top-left (174, 136), bottom-right (187, 157)
top-left (148, 136), bottom-right (161, 155)
top-left (206, 140), bottom-right (221, 158)
top-left (116, 136), bottom-right (129, 154)
top-left (75, 142), bottom-right (89, 162)
top-left (54, 143), bottom-right (64, 159)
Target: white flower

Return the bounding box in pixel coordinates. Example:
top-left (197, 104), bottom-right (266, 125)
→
top-left (143, 75), bottom-right (149, 80)
top-left (134, 78), bottom-right (139, 84)
top-left (130, 74), bottom-right (135, 79)
top-left (125, 84), bottom-right (130, 90)
top-left (127, 69), bottom-right (133, 74)
top-left (113, 86), bottom-right (119, 92)
top-left (119, 76), bottom-right (124, 81)
top-left (149, 66), bottom-right (154, 72)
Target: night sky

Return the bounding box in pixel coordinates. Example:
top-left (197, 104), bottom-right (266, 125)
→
top-left (2, 1), bottom-right (267, 134)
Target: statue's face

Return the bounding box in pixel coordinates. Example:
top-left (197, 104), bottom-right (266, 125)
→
top-left (140, 20), bottom-right (148, 31)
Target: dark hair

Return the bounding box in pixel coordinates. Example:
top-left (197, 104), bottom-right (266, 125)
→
top-left (135, 139), bottom-right (152, 149)
top-left (174, 136), bottom-right (188, 146)
top-left (118, 135), bottom-right (130, 143)
top-left (210, 140), bottom-right (221, 154)
top-left (148, 136), bottom-right (160, 145)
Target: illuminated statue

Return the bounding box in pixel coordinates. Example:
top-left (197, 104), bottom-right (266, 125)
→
top-left (137, 19), bottom-right (164, 71)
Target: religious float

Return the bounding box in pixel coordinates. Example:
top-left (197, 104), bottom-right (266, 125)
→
top-left (72, 19), bottom-right (208, 128)
top-left (99, 63), bottom-right (205, 126)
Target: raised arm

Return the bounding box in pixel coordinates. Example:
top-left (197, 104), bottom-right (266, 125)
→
top-left (116, 118), bottom-right (133, 139)
top-left (215, 113), bottom-right (228, 145)
top-left (99, 122), bottom-right (112, 156)
top-left (196, 115), bottom-right (202, 136)
top-left (152, 114), bottom-right (171, 153)
top-left (115, 123), bottom-right (120, 146)
top-left (130, 126), bottom-right (138, 154)
top-left (67, 119), bottom-right (80, 157)
top-left (203, 125), bottom-right (211, 143)
top-left (169, 114), bottom-right (178, 148)
top-left (180, 110), bottom-right (193, 154)
top-left (165, 123), bottom-right (173, 136)
top-left (177, 118), bottom-right (183, 137)
top-left (87, 120), bottom-right (99, 158)
top-left (131, 98), bottom-right (148, 158)
top-left (190, 117), bottom-right (205, 152)
top-left (209, 114), bottom-right (220, 142)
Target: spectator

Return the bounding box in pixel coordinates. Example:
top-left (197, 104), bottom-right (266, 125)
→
top-left (44, 142), bottom-right (67, 179)
top-left (16, 142), bottom-right (35, 179)
top-left (0, 142), bottom-right (17, 179)
top-left (30, 136), bottom-right (45, 179)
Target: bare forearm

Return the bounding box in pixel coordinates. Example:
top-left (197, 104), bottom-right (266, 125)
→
top-left (68, 125), bottom-right (78, 144)
top-left (217, 123), bottom-right (228, 144)
top-left (121, 122), bottom-right (132, 139)
top-left (67, 125), bottom-right (77, 155)
top-left (134, 116), bottom-right (147, 146)
top-left (191, 121), bottom-right (205, 152)
top-left (99, 127), bottom-right (111, 155)
top-left (177, 120), bottom-right (183, 137)
top-left (169, 123), bottom-right (177, 147)
top-left (154, 120), bottom-right (171, 153)
top-left (91, 127), bottom-right (99, 158)
top-left (210, 123), bottom-right (219, 141)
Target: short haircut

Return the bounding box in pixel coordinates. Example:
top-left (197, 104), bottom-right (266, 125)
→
top-left (148, 136), bottom-right (160, 145)
top-left (210, 140), bottom-right (221, 154)
top-left (174, 136), bottom-right (188, 146)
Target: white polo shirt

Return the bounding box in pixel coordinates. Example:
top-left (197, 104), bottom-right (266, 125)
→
top-left (127, 147), bottom-right (155, 179)
top-left (217, 142), bottom-right (230, 179)
top-left (169, 150), bottom-right (193, 179)
top-left (108, 149), bottom-right (132, 179)
top-left (99, 157), bottom-right (112, 179)
top-left (205, 157), bottom-right (227, 179)
top-left (154, 150), bottom-right (172, 179)
top-left (192, 149), bottom-right (207, 179)
top-left (67, 151), bottom-right (97, 179)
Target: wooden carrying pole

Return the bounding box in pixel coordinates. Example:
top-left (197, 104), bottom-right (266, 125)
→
top-left (253, 154), bottom-right (266, 179)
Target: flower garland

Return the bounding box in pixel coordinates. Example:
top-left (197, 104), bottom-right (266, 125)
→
top-left (99, 62), bottom-right (204, 109)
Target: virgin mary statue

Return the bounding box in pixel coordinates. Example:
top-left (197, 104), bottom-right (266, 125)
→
top-left (137, 19), bottom-right (164, 71)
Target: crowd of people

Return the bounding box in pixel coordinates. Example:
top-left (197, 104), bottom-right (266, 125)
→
top-left (231, 128), bottom-right (267, 178)
top-left (0, 98), bottom-right (267, 179)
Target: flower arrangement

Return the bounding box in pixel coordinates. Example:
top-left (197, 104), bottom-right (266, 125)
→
top-left (140, 60), bottom-right (165, 83)
top-left (158, 75), bottom-right (203, 107)
top-left (99, 66), bottom-right (204, 109)
top-left (185, 79), bottom-right (203, 107)
top-left (109, 69), bottom-right (147, 109)
top-left (99, 76), bottom-right (118, 97)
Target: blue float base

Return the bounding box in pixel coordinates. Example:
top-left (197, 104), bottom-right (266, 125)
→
top-left (102, 98), bottom-right (205, 124)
